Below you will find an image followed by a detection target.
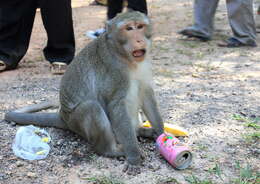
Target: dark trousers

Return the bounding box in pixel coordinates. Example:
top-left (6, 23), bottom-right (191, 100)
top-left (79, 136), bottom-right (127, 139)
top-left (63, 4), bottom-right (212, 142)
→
top-left (0, 0), bottom-right (75, 69)
top-left (107, 0), bottom-right (147, 20)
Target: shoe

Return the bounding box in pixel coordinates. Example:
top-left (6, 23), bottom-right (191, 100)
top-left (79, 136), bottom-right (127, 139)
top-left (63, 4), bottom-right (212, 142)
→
top-left (0, 60), bottom-right (16, 72)
top-left (86, 28), bottom-right (106, 39)
top-left (0, 60), bottom-right (19, 72)
top-left (218, 37), bottom-right (257, 48)
top-left (0, 60), bottom-right (7, 72)
top-left (50, 62), bottom-right (67, 75)
top-left (178, 28), bottom-right (210, 42)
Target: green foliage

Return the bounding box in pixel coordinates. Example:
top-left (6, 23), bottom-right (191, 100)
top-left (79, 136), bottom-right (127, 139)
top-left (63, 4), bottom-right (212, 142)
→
top-left (245, 122), bottom-right (260, 130)
top-left (244, 132), bottom-right (260, 142)
top-left (232, 114), bottom-right (260, 130)
top-left (207, 164), bottom-right (222, 179)
top-left (196, 143), bottom-right (208, 151)
top-left (154, 43), bottom-right (170, 52)
top-left (157, 177), bottom-right (180, 184)
top-left (185, 175), bottom-right (214, 184)
top-left (81, 175), bottom-right (125, 184)
top-left (232, 114), bottom-right (247, 121)
top-left (233, 162), bottom-right (260, 184)
top-left (180, 40), bottom-right (200, 48)
top-left (175, 48), bottom-right (194, 57)
top-left (232, 114), bottom-right (260, 142)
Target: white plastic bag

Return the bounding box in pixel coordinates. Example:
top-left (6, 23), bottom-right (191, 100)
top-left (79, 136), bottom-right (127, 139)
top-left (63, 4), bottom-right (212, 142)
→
top-left (85, 28), bottom-right (105, 39)
top-left (12, 125), bottom-right (51, 160)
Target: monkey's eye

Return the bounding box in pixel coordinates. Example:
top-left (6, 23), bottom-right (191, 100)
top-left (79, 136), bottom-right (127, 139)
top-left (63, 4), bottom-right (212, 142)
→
top-left (126, 26), bottom-right (133, 31)
top-left (137, 25), bottom-right (144, 29)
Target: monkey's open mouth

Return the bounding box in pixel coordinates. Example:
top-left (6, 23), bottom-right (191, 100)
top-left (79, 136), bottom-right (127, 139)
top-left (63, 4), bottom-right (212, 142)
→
top-left (132, 49), bottom-right (146, 58)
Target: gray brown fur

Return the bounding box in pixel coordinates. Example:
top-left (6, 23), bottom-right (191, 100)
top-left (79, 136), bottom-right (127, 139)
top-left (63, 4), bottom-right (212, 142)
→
top-left (5, 11), bottom-right (164, 175)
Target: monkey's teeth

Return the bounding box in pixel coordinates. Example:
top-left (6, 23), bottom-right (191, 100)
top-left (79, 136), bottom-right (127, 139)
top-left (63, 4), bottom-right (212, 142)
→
top-left (133, 49), bottom-right (146, 57)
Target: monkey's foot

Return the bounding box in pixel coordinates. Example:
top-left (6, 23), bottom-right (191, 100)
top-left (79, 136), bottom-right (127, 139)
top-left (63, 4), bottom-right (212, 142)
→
top-left (123, 164), bottom-right (141, 175)
top-left (51, 62), bottom-right (67, 75)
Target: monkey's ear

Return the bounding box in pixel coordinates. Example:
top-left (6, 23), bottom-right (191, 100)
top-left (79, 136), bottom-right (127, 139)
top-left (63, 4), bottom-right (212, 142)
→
top-left (145, 23), bottom-right (153, 39)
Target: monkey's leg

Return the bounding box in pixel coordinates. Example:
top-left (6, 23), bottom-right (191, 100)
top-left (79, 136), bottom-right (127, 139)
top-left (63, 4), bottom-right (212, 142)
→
top-left (141, 87), bottom-right (164, 138)
top-left (70, 101), bottom-right (124, 157)
top-left (137, 111), bottom-right (155, 138)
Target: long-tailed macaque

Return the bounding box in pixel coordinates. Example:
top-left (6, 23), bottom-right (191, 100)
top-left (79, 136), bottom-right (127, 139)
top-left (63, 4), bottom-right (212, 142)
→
top-left (5, 11), bottom-right (164, 175)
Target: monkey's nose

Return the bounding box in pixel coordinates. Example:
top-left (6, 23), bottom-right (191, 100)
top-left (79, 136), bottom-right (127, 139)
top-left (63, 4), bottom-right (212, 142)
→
top-left (136, 39), bottom-right (144, 43)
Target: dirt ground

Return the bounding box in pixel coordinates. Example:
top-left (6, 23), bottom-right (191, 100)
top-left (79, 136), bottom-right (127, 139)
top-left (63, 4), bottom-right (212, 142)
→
top-left (0, 0), bottom-right (260, 184)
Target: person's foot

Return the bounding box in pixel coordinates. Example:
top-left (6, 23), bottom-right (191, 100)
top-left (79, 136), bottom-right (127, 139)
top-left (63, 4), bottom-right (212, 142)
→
top-left (86, 28), bottom-right (106, 39)
top-left (0, 60), bottom-right (7, 72)
top-left (0, 60), bottom-right (18, 72)
top-left (50, 62), bottom-right (67, 75)
top-left (178, 28), bottom-right (210, 42)
top-left (218, 37), bottom-right (257, 48)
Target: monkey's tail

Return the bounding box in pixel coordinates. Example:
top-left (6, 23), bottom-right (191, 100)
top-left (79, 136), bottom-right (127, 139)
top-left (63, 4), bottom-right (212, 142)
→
top-left (5, 112), bottom-right (68, 129)
top-left (13, 101), bottom-right (59, 113)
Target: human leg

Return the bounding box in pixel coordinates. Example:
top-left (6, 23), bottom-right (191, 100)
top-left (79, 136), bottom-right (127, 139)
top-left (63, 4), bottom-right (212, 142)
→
top-left (87, 0), bottom-right (148, 40)
top-left (85, 0), bottom-right (123, 39)
top-left (40, 0), bottom-right (75, 67)
top-left (127, 0), bottom-right (148, 15)
top-left (107, 0), bottom-right (124, 20)
top-left (226, 0), bottom-right (257, 46)
top-left (255, 4), bottom-right (260, 32)
top-left (178, 0), bottom-right (219, 41)
top-left (0, 0), bottom-right (37, 71)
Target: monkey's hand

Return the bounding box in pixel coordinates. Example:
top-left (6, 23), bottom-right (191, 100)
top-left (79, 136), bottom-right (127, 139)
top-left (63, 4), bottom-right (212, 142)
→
top-left (138, 127), bottom-right (162, 140)
top-left (123, 163), bottom-right (141, 175)
top-left (154, 127), bottom-right (164, 138)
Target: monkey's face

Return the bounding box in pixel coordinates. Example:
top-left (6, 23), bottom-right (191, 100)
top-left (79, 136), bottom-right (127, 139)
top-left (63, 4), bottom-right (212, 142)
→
top-left (106, 11), bottom-right (152, 64)
top-left (118, 21), bottom-right (151, 63)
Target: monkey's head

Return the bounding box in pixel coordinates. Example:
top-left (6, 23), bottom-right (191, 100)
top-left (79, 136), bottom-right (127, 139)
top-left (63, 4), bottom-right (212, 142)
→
top-left (106, 11), bottom-right (152, 64)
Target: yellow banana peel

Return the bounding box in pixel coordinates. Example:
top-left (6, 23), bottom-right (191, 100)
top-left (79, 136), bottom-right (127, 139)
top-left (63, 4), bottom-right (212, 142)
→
top-left (36, 150), bottom-right (46, 155)
top-left (142, 121), bottom-right (188, 136)
top-left (41, 137), bottom-right (50, 143)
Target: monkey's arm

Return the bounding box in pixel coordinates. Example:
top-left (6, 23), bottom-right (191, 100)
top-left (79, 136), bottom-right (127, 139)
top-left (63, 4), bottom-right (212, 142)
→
top-left (108, 98), bottom-right (142, 166)
top-left (141, 87), bottom-right (164, 138)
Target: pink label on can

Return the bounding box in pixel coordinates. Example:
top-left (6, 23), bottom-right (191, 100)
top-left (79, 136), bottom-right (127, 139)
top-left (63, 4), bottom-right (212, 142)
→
top-left (156, 133), bottom-right (189, 167)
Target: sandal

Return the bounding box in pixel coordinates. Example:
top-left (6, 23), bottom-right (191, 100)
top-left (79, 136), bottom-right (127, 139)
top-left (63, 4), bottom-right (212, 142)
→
top-left (178, 28), bottom-right (210, 42)
top-left (218, 37), bottom-right (257, 48)
top-left (0, 60), bottom-right (7, 72)
top-left (51, 62), bottom-right (67, 75)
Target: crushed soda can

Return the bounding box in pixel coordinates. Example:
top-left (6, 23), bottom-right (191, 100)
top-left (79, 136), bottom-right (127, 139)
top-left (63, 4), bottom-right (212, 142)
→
top-left (156, 133), bottom-right (192, 169)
